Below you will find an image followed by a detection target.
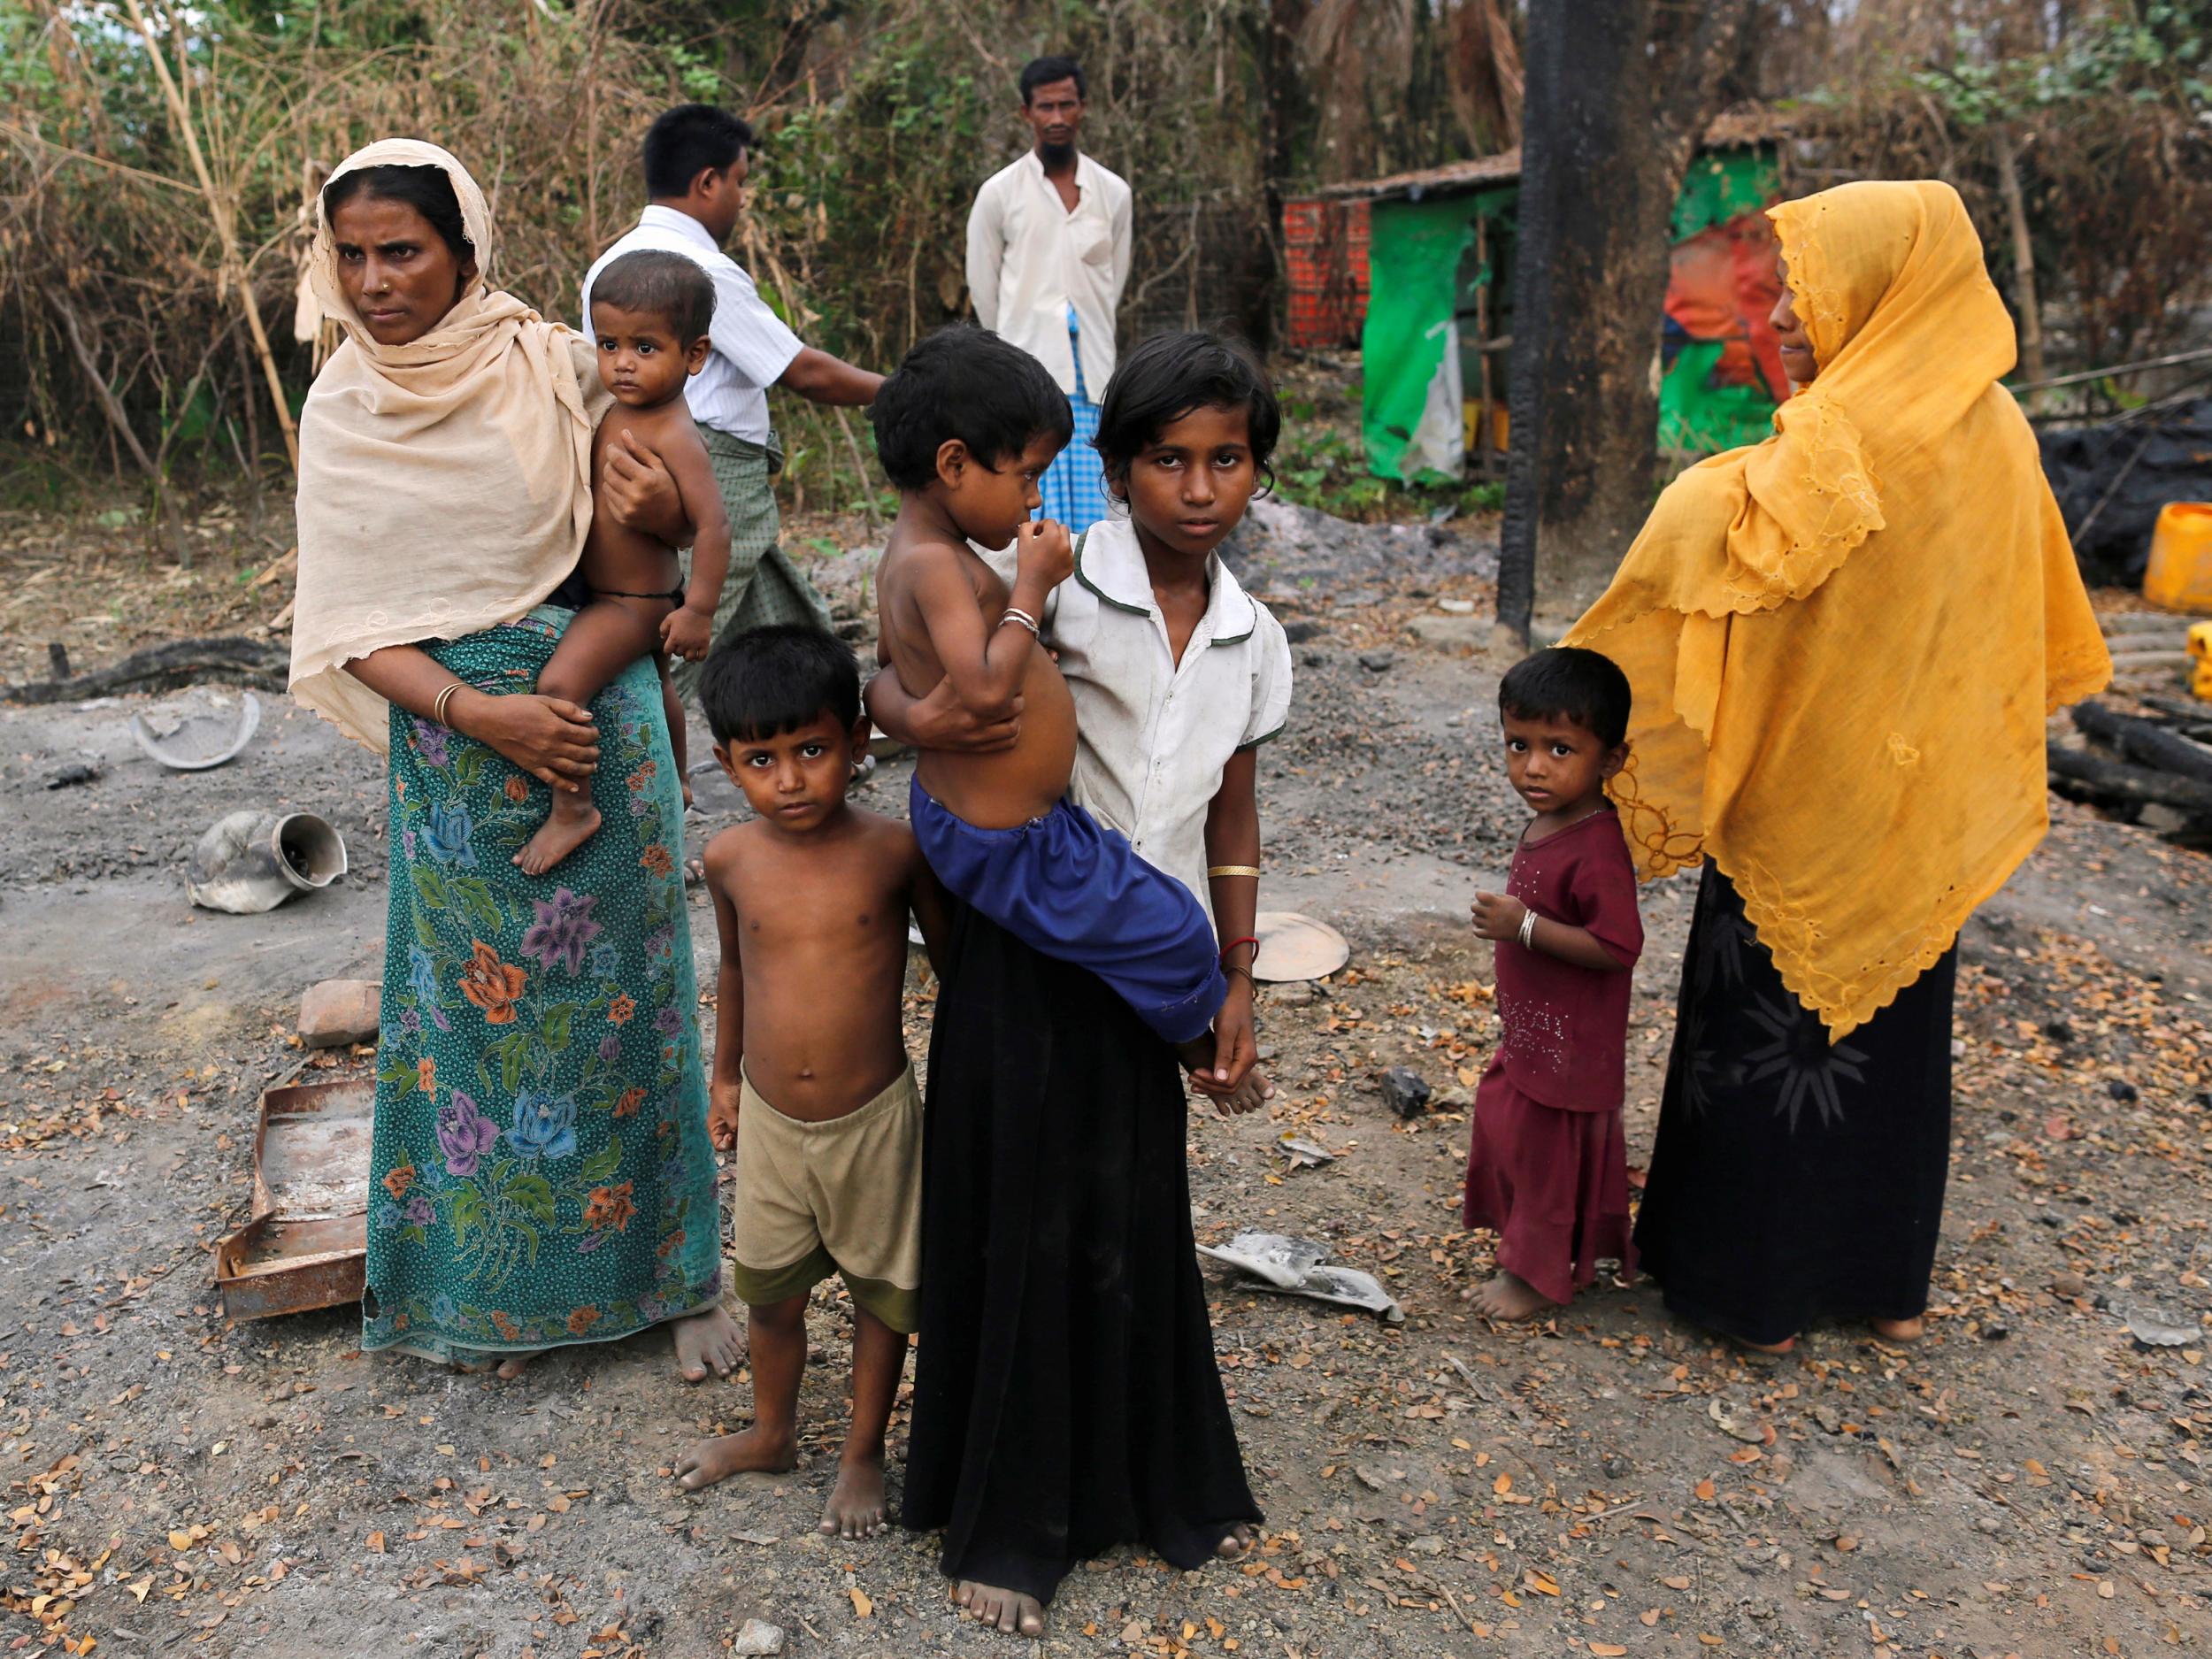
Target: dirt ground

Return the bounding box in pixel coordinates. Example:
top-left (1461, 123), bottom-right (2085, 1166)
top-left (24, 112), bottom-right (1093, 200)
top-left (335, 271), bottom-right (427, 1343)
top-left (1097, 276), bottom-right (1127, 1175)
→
top-left (2, 500), bottom-right (2209, 1659)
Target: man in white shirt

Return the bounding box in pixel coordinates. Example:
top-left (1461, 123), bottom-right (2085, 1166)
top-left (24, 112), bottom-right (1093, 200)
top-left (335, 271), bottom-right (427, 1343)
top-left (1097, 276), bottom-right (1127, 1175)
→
top-left (583, 104), bottom-right (882, 698)
top-left (964, 56), bottom-right (1132, 534)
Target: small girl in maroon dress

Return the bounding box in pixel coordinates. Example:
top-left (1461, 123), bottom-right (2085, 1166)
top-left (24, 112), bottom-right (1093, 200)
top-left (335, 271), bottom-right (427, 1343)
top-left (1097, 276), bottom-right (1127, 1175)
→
top-left (1463, 647), bottom-right (1642, 1321)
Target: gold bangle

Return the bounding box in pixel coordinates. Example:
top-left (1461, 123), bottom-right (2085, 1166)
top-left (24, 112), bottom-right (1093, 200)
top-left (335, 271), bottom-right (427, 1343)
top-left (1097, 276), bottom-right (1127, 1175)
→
top-left (1207, 864), bottom-right (1262, 879)
top-left (432, 680), bottom-right (465, 726)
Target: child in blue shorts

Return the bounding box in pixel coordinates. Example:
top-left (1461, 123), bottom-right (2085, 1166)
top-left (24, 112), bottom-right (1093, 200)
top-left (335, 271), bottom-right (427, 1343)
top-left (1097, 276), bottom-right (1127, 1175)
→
top-left (870, 326), bottom-right (1242, 1099)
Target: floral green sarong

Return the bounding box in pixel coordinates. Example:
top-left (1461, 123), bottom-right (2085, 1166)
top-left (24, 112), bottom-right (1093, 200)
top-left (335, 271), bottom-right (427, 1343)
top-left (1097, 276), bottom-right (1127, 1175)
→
top-left (364, 605), bottom-right (722, 1363)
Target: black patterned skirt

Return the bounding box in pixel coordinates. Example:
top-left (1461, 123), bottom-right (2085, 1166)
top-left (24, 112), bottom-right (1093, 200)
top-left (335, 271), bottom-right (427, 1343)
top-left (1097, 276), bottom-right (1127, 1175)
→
top-left (1633, 867), bottom-right (1956, 1347)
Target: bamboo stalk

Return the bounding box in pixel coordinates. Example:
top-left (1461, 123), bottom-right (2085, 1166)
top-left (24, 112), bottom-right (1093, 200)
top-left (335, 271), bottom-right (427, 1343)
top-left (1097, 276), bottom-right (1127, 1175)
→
top-left (121, 0), bottom-right (299, 472)
top-left (1992, 125), bottom-right (2045, 391)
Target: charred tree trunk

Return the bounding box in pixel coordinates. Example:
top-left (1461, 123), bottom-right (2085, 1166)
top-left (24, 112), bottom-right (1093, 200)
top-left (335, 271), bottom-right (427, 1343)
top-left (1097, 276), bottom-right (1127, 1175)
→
top-left (1495, 0), bottom-right (1755, 641)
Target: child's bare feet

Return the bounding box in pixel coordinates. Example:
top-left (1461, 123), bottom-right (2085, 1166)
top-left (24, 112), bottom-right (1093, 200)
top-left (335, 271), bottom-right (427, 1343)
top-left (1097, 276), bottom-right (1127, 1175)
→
top-left (1870, 1316), bottom-right (1924, 1342)
top-left (1208, 1068), bottom-right (1272, 1118)
top-left (515, 798), bottom-right (600, 876)
top-left (671, 1305), bottom-right (746, 1383)
top-left (673, 1424), bottom-right (796, 1492)
top-left (495, 1349), bottom-right (542, 1379)
top-left (818, 1453), bottom-right (889, 1539)
top-left (954, 1581), bottom-right (1045, 1637)
top-left (1472, 1271), bottom-right (1555, 1322)
top-left (1216, 1523), bottom-right (1256, 1558)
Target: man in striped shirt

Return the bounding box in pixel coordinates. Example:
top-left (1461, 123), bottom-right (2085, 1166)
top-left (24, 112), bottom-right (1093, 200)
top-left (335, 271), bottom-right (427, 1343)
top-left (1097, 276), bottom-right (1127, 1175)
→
top-left (584, 104), bottom-right (882, 698)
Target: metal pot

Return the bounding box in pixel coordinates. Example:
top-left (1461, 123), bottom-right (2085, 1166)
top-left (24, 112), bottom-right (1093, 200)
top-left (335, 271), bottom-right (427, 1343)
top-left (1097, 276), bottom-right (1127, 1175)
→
top-left (187, 810), bottom-right (349, 914)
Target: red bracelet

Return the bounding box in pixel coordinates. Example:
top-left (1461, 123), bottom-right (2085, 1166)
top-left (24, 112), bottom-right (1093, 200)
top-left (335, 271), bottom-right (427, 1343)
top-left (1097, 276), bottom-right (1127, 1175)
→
top-left (1218, 934), bottom-right (1259, 964)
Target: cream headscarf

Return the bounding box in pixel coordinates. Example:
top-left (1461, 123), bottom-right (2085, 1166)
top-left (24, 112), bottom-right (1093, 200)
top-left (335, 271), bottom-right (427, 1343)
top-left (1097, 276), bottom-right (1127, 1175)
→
top-left (1566, 180), bottom-right (2110, 1038)
top-left (289, 139), bottom-right (604, 750)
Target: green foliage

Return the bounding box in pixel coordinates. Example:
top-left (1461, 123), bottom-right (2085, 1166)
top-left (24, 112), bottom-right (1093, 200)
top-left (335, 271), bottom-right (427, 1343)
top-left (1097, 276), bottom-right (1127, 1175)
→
top-left (1271, 402), bottom-right (1501, 523)
top-left (1914, 3), bottom-right (2212, 122)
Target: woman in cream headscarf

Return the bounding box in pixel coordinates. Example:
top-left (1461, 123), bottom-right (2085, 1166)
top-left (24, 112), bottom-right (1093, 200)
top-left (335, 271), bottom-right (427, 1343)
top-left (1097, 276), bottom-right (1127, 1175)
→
top-left (1566, 180), bottom-right (2109, 1352)
top-left (291, 141), bottom-right (742, 1382)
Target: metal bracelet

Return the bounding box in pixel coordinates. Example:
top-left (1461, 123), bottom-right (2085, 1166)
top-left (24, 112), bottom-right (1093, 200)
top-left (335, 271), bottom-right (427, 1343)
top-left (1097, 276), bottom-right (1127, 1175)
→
top-left (999, 607), bottom-right (1041, 638)
top-left (1517, 908), bottom-right (1538, 950)
top-left (432, 680), bottom-right (465, 726)
top-left (1207, 864), bottom-right (1263, 879)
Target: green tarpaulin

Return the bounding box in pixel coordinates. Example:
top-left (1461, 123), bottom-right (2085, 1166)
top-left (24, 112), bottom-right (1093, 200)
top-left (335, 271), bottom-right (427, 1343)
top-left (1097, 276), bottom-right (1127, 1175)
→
top-left (1361, 149), bottom-right (1783, 480)
top-left (1360, 188), bottom-right (1511, 484)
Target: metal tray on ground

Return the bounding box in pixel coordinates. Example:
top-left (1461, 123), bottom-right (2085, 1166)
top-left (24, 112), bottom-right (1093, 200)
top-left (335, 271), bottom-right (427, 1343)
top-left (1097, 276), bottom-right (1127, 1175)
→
top-left (213, 1079), bottom-right (373, 1321)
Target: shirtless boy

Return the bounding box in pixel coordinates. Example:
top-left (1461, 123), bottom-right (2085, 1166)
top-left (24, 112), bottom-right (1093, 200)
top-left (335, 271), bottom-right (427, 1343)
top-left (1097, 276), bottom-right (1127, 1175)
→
top-left (518, 249), bottom-right (730, 875)
top-left (673, 626), bottom-right (944, 1540)
top-left (868, 326), bottom-right (1238, 1094)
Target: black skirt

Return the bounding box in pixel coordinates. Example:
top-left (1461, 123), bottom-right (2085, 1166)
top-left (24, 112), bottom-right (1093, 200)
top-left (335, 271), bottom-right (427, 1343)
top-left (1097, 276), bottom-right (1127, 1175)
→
top-left (1633, 867), bottom-right (1956, 1347)
top-left (900, 902), bottom-right (1260, 1604)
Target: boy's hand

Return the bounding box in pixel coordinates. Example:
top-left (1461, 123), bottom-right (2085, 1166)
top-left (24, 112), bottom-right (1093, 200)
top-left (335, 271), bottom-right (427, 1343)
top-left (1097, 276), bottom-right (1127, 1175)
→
top-left (661, 605), bottom-right (714, 662)
top-left (1014, 518), bottom-right (1075, 589)
top-left (708, 1079), bottom-right (741, 1151)
top-left (1471, 890), bottom-right (1529, 943)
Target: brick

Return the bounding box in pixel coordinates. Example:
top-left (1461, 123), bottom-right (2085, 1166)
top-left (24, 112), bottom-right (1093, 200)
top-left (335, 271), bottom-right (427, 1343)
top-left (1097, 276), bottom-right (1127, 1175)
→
top-left (299, 979), bottom-right (380, 1048)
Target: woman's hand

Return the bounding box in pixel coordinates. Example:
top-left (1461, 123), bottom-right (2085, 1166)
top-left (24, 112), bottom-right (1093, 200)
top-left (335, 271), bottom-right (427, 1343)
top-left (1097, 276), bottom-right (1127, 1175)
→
top-left (600, 430), bottom-right (692, 545)
top-left (452, 687), bottom-right (600, 793)
top-left (1471, 891), bottom-right (1529, 942)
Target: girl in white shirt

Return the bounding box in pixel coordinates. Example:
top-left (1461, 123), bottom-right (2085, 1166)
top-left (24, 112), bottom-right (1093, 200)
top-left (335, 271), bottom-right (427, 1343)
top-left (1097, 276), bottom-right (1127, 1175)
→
top-left (871, 332), bottom-right (1291, 1637)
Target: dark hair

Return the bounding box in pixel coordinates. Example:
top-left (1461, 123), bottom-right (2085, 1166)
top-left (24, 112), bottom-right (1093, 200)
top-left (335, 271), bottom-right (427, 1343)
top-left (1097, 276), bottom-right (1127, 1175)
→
top-left (590, 250), bottom-right (716, 341)
top-left (1498, 648), bottom-right (1632, 750)
top-left (1020, 55), bottom-right (1086, 103)
top-left (322, 164), bottom-right (472, 261)
top-left (1093, 331), bottom-right (1282, 490)
top-left (698, 626), bottom-right (861, 746)
top-left (869, 326), bottom-right (1071, 492)
top-left (642, 104), bottom-right (755, 199)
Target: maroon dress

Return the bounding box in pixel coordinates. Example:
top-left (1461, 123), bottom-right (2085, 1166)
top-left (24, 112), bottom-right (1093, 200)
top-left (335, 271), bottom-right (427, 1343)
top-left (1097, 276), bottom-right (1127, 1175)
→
top-left (1462, 807), bottom-right (1643, 1304)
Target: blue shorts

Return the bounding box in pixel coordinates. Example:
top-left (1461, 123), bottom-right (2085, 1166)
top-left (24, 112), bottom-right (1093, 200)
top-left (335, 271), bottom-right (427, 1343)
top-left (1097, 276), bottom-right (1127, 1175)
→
top-left (910, 777), bottom-right (1225, 1045)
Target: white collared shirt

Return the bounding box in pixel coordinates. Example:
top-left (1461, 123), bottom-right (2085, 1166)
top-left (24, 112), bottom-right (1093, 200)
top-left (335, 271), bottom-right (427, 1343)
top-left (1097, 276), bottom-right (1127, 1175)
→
top-left (986, 518), bottom-right (1293, 920)
top-left (580, 205), bottom-right (802, 445)
top-left (965, 151), bottom-right (1133, 396)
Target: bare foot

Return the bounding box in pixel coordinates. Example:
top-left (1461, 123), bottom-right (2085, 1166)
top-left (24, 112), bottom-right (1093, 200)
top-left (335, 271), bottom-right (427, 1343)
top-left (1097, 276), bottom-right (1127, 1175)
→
top-left (818, 1453), bottom-right (888, 1539)
top-left (1734, 1333), bottom-right (1796, 1356)
top-left (954, 1581), bottom-right (1045, 1637)
top-left (495, 1349), bottom-right (542, 1379)
top-left (1209, 1068), bottom-right (1273, 1118)
top-left (1472, 1271), bottom-right (1555, 1323)
top-left (1870, 1316), bottom-right (1924, 1342)
top-left (671, 1305), bottom-right (746, 1383)
top-left (514, 802), bottom-right (600, 876)
top-left (1216, 1523), bottom-right (1256, 1559)
top-left (673, 1425), bottom-right (795, 1492)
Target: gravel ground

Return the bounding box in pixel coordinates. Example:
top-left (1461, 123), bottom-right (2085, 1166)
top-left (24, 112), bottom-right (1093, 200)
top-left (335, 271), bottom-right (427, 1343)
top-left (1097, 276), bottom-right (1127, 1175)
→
top-left (3, 506), bottom-right (2209, 1659)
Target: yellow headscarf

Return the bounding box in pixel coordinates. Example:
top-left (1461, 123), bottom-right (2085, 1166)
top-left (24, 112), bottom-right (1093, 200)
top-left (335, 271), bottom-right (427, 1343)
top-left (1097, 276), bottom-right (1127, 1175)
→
top-left (1565, 180), bottom-right (2109, 1038)
top-left (290, 139), bottom-right (604, 751)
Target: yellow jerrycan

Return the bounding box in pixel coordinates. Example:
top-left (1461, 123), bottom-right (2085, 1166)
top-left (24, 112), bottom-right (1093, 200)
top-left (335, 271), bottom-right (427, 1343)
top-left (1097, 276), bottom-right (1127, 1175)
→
top-left (2145, 502), bottom-right (2212, 612)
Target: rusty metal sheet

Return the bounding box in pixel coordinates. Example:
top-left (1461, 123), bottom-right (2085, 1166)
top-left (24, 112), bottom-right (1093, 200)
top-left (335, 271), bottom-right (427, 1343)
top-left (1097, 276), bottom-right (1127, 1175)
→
top-left (214, 1079), bottom-right (373, 1321)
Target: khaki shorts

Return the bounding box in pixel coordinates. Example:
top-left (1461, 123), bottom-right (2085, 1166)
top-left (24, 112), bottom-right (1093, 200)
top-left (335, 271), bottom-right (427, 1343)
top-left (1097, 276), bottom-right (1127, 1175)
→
top-left (727, 1065), bottom-right (921, 1334)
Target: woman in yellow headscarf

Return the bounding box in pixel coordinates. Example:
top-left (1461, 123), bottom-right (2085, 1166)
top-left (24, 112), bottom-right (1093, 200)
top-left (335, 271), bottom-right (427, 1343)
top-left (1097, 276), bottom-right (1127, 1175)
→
top-left (1565, 180), bottom-right (2108, 1351)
